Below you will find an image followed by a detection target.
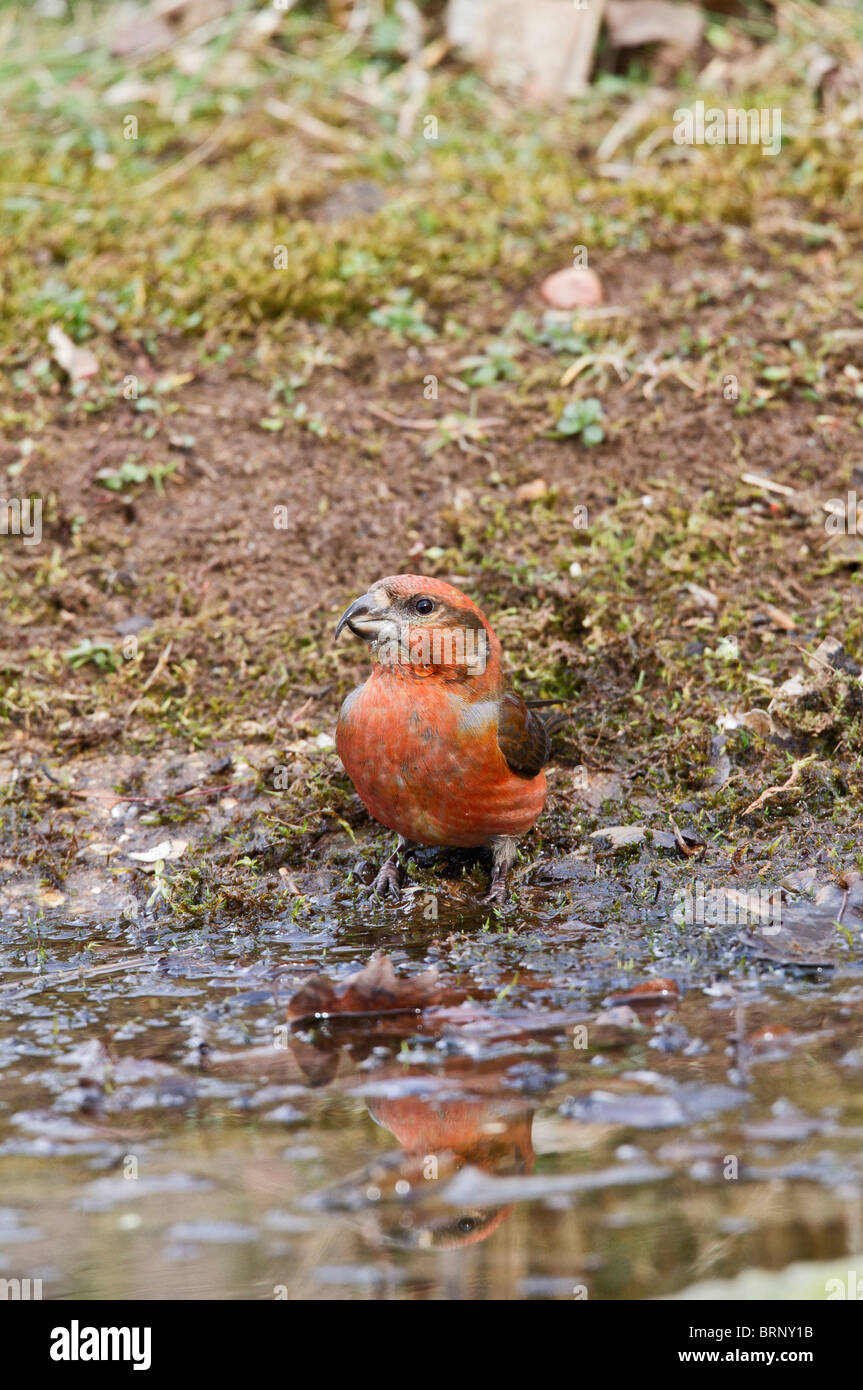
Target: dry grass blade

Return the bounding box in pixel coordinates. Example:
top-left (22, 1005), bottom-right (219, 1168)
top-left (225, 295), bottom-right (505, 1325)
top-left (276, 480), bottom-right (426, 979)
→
top-left (741, 755), bottom-right (817, 817)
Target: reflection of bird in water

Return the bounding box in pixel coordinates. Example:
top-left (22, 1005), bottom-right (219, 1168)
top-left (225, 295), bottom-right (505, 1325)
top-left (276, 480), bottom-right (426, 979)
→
top-left (288, 1026), bottom-right (541, 1250)
top-left (363, 1092), bottom-right (535, 1250)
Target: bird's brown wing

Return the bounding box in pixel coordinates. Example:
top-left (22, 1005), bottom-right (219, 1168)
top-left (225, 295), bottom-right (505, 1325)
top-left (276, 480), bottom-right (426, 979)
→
top-left (496, 691), bottom-right (552, 778)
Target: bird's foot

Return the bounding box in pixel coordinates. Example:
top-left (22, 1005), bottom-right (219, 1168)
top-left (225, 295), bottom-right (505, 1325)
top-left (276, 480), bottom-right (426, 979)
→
top-left (480, 835), bottom-right (517, 907)
top-left (479, 870), bottom-right (508, 907)
top-left (364, 837), bottom-right (413, 902)
top-left (368, 854), bottom-right (404, 902)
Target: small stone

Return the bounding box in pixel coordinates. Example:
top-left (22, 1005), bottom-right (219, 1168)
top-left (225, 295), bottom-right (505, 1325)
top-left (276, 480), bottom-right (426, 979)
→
top-left (540, 266), bottom-right (603, 310)
top-left (514, 478), bottom-right (548, 503)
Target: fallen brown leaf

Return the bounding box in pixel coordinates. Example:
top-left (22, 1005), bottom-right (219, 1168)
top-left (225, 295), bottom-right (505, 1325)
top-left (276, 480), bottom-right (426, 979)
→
top-left (287, 952), bottom-right (442, 1021)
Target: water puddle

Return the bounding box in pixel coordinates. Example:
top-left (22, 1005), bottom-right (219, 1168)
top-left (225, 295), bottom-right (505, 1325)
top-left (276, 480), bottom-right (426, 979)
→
top-left (1, 874), bottom-right (862, 1300)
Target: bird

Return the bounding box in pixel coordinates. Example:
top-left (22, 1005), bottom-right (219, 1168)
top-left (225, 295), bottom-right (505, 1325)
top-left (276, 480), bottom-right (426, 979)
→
top-left (334, 573), bottom-right (564, 904)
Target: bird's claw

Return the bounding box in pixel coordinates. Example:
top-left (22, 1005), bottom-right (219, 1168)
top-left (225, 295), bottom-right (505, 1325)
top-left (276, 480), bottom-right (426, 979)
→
top-left (479, 875), bottom-right (508, 907)
top-left (365, 854), bottom-right (404, 902)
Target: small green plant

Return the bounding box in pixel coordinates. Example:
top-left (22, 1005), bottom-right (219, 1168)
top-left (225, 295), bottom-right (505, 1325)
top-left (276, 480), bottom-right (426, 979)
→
top-left (259, 402), bottom-right (327, 436)
top-left (503, 310), bottom-right (589, 357)
top-left (64, 639), bottom-right (119, 673)
top-left (338, 249), bottom-right (382, 281)
top-left (268, 374), bottom-right (308, 405)
top-left (95, 458), bottom-right (177, 494)
top-left (458, 341), bottom-right (521, 386)
top-left (424, 411), bottom-right (499, 456)
top-left (538, 319), bottom-right (590, 356)
top-left (553, 397), bottom-right (604, 445)
top-left (292, 401), bottom-right (328, 436)
top-left (369, 290), bottom-right (434, 343)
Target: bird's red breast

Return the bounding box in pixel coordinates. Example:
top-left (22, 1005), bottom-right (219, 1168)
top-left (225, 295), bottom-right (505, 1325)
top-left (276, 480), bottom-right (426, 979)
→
top-left (335, 575), bottom-right (547, 848)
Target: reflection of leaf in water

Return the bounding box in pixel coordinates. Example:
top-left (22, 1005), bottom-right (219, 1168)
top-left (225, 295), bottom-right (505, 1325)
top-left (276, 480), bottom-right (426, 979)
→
top-left (286, 952), bottom-right (443, 1022)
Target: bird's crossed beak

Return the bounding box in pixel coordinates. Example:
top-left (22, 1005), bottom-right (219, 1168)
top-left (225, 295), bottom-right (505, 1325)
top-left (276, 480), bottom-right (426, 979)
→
top-left (335, 590), bottom-right (393, 644)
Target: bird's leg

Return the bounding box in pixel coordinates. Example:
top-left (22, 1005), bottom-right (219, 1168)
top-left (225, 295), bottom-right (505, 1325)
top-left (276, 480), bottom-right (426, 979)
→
top-left (481, 836), bottom-right (518, 906)
top-left (368, 835), bottom-right (415, 902)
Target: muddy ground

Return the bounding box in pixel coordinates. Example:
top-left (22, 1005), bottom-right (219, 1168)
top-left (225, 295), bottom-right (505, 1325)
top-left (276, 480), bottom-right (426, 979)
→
top-left (1, 1), bottom-right (862, 1300)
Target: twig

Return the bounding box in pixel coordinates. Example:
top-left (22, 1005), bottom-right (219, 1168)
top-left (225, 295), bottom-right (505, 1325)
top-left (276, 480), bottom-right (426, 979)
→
top-left (4, 955), bottom-right (151, 995)
top-left (740, 755), bottom-right (816, 817)
top-left (265, 98), bottom-right (363, 151)
top-left (789, 641), bottom-right (835, 674)
top-left (596, 88), bottom-right (671, 164)
top-left (36, 765), bottom-right (246, 806)
top-left (140, 641), bottom-right (174, 693)
top-left (365, 404), bottom-right (504, 430)
top-left (668, 816), bottom-right (705, 858)
top-left (123, 641), bottom-right (174, 731)
top-left (89, 782), bottom-right (244, 806)
top-left (365, 404), bottom-right (444, 430)
top-left (740, 471), bottom-right (797, 498)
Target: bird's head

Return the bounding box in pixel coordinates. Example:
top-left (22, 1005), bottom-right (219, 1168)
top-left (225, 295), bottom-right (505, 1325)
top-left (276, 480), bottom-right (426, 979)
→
top-left (335, 574), bottom-right (500, 681)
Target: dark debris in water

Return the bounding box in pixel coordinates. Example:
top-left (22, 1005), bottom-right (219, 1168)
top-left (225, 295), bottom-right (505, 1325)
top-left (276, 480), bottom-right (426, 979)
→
top-left (285, 952), bottom-right (451, 1022)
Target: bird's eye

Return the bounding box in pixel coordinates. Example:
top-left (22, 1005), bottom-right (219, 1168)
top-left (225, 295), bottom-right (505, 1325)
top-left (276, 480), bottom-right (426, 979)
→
top-left (458, 1216), bottom-right (477, 1233)
top-left (414, 597), bottom-right (435, 615)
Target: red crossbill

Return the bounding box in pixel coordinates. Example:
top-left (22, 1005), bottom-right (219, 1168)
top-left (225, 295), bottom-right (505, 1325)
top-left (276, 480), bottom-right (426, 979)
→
top-left (335, 574), bottom-right (562, 904)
